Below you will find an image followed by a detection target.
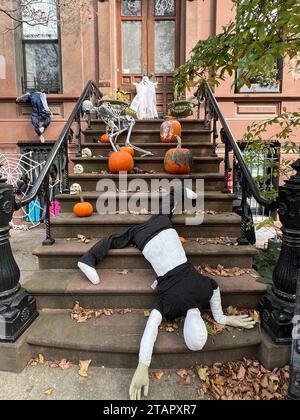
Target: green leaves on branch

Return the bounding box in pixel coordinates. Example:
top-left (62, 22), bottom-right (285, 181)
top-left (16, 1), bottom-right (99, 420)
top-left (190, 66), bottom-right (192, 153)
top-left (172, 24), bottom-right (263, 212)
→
top-left (174, 0), bottom-right (300, 96)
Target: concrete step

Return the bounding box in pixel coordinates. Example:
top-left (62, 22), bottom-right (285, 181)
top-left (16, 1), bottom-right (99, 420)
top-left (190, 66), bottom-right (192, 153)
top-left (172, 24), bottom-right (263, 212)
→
top-left (33, 240), bottom-right (257, 270)
top-left (77, 142), bottom-right (214, 157)
top-left (27, 310), bottom-right (262, 369)
top-left (87, 118), bottom-right (208, 132)
top-left (51, 212), bottom-right (242, 239)
top-left (70, 156), bottom-right (223, 174)
top-left (68, 172), bottom-right (225, 192)
top-left (24, 269), bottom-right (266, 310)
top-left (56, 191), bottom-right (235, 213)
top-left (83, 129), bottom-right (212, 144)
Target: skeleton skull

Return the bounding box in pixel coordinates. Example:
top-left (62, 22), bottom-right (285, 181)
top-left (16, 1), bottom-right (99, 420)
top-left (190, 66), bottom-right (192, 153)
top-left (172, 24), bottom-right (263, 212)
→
top-left (70, 183), bottom-right (82, 195)
top-left (81, 148), bottom-right (93, 158)
top-left (82, 100), bottom-right (94, 114)
top-left (73, 164), bottom-right (84, 174)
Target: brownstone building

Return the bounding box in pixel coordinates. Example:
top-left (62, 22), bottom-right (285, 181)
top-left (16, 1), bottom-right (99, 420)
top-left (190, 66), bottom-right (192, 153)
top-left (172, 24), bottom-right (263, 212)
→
top-left (0, 0), bottom-right (300, 156)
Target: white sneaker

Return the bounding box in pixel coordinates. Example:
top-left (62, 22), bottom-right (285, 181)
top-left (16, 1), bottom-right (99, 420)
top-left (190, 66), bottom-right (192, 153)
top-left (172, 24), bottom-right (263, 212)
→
top-left (78, 262), bottom-right (101, 285)
top-left (40, 126), bottom-right (45, 134)
top-left (39, 135), bottom-right (45, 143)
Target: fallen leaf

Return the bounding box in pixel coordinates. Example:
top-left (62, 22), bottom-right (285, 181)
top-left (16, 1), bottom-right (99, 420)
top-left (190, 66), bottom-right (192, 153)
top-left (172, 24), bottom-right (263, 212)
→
top-left (198, 368), bottom-right (209, 382)
top-left (38, 354), bottom-right (45, 365)
top-left (237, 365), bottom-right (246, 381)
top-left (78, 360), bottom-right (91, 378)
top-left (144, 310), bottom-right (150, 317)
top-left (179, 237), bottom-right (186, 244)
top-left (59, 359), bottom-right (71, 370)
top-left (176, 369), bottom-right (188, 379)
top-left (44, 388), bottom-right (53, 396)
top-left (214, 375), bottom-right (226, 386)
top-left (178, 376), bottom-right (192, 386)
top-left (150, 370), bottom-right (165, 380)
top-left (118, 270), bottom-right (129, 276)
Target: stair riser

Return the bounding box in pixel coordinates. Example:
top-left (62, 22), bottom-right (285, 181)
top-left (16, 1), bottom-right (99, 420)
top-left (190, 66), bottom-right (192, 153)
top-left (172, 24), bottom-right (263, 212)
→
top-left (38, 253), bottom-right (254, 270)
top-left (28, 344), bottom-right (259, 369)
top-left (88, 120), bottom-right (208, 132)
top-left (32, 293), bottom-right (264, 311)
top-left (83, 132), bottom-right (212, 144)
top-left (51, 222), bottom-right (241, 239)
top-left (68, 177), bottom-right (224, 192)
top-left (77, 144), bottom-right (213, 157)
top-left (58, 197), bottom-right (234, 213)
top-left (71, 160), bottom-right (221, 174)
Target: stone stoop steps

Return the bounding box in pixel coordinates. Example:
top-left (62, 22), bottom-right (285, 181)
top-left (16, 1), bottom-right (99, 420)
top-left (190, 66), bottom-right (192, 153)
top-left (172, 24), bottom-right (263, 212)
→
top-left (12, 119), bottom-right (287, 373)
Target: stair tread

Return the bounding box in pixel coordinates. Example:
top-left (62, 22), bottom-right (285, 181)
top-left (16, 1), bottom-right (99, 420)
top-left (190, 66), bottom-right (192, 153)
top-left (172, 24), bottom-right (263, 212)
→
top-left (56, 191), bottom-right (236, 200)
top-left (33, 239), bottom-right (257, 257)
top-left (27, 311), bottom-right (261, 354)
top-left (71, 156), bottom-right (223, 162)
top-left (51, 212), bottom-right (241, 225)
top-left (81, 142), bottom-right (212, 147)
top-left (68, 172), bottom-right (224, 179)
top-left (24, 269), bottom-right (266, 296)
top-left (83, 129), bottom-right (212, 134)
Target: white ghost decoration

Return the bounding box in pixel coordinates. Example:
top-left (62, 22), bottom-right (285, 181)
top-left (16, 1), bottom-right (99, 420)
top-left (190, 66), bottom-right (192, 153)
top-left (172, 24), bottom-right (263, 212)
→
top-left (81, 148), bottom-right (92, 158)
top-left (73, 164), bottom-right (84, 174)
top-left (130, 76), bottom-right (158, 120)
top-left (70, 183), bottom-right (82, 195)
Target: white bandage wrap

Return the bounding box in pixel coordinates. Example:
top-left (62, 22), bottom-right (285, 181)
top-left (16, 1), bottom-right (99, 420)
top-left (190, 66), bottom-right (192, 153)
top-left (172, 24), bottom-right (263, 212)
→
top-left (142, 229), bottom-right (187, 277)
top-left (209, 287), bottom-right (227, 325)
top-left (139, 309), bottom-right (162, 367)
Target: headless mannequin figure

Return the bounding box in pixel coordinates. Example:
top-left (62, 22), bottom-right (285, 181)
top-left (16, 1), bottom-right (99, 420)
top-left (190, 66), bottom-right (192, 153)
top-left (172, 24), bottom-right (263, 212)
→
top-left (78, 187), bottom-right (255, 400)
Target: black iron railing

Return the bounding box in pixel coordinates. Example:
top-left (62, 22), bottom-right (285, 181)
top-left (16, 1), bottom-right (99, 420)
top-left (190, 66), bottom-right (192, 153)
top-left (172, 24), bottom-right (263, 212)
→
top-left (198, 80), bottom-right (300, 400)
top-left (0, 80), bottom-right (102, 342)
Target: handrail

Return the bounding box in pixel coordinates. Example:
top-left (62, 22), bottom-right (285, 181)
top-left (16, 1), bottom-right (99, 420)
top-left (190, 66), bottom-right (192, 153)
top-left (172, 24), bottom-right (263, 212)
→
top-left (16, 80), bottom-right (102, 209)
top-left (203, 81), bottom-right (276, 210)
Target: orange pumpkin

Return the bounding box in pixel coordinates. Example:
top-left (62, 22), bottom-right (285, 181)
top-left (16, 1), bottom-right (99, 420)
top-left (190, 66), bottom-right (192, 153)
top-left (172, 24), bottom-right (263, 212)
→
top-left (73, 195), bottom-right (93, 218)
top-left (99, 134), bottom-right (110, 144)
top-left (164, 136), bottom-right (193, 175)
top-left (108, 150), bottom-right (134, 173)
top-left (120, 146), bottom-right (135, 157)
top-left (160, 117), bottom-right (182, 143)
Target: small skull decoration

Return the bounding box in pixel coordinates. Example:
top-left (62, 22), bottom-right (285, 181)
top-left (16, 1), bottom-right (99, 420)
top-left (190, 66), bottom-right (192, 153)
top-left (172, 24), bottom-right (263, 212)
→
top-left (81, 148), bottom-right (93, 158)
top-left (82, 100), bottom-right (94, 114)
top-left (73, 164), bottom-right (84, 174)
top-left (70, 183), bottom-right (82, 195)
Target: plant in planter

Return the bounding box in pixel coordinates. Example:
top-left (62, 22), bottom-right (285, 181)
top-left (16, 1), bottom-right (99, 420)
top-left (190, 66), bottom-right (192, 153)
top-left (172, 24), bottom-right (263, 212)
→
top-left (100, 90), bottom-right (137, 118)
top-left (168, 99), bottom-right (195, 118)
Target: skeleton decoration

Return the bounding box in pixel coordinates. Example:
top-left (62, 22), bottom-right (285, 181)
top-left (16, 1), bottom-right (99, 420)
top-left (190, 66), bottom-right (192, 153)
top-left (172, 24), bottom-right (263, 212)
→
top-left (73, 164), bottom-right (84, 174)
top-left (81, 148), bottom-right (93, 158)
top-left (82, 100), bottom-right (153, 157)
top-left (70, 183), bottom-right (82, 195)
top-left (130, 76), bottom-right (158, 120)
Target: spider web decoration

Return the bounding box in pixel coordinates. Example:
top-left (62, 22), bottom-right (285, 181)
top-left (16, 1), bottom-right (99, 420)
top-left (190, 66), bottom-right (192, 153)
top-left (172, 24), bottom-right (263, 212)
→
top-left (0, 152), bottom-right (59, 229)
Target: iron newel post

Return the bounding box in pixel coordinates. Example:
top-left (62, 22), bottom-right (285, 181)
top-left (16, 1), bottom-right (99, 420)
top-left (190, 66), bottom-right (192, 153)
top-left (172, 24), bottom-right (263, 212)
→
top-left (0, 171), bottom-right (38, 342)
top-left (259, 157), bottom-right (300, 344)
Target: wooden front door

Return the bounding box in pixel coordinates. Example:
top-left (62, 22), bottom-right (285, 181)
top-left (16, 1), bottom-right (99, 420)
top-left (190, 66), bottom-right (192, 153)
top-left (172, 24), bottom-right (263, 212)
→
top-left (117, 0), bottom-right (182, 116)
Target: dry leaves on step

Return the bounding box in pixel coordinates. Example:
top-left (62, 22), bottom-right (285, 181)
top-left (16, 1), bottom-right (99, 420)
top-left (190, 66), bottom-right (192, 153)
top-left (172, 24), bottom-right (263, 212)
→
top-left (202, 313), bottom-right (226, 336)
top-left (77, 234), bottom-right (91, 245)
top-left (160, 322), bottom-right (180, 333)
top-left (118, 269), bottom-right (129, 276)
top-left (58, 359), bottom-right (71, 370)
top-left (28, 353), bottom-right (46, 368)
top-left (195, 237), bottom-right (237, 246)
top-left (149, 370), bottom-right (165, 380)
top-left (196, 359), bottom-right (289, 400)
top-left (44, 388), bottom-right (53, 396)
top-left (144, 310), bottom-right (150, 318)
top-left (176, 369), bottom-right (193, 386)
top-left (198, 265), bottom-right (257, 278)
top-left (71, 302), bottom-right (132, 323)
top-left (78, 360), bottom-right (92, 378)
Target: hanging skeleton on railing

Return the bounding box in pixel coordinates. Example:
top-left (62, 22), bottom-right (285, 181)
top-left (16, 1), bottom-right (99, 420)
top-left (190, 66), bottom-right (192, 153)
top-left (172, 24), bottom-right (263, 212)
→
top-left (82, 100), bottom-right (153, 157)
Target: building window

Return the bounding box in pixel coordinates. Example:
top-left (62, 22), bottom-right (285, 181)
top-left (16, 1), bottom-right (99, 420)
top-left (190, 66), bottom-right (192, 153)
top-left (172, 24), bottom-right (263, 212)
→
top-left (235, 61), bottom-right (282, 94)
top-left (21, 1), bottom-right (62, 93)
